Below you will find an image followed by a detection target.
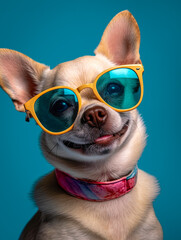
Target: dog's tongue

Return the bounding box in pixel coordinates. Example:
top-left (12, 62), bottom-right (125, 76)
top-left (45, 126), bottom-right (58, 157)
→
top-left (94, 135), bottom-right (113, 144)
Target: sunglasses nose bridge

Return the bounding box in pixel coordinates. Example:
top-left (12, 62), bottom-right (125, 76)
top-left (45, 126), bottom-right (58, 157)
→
top-left (77, 83), bottom-right (94, 93)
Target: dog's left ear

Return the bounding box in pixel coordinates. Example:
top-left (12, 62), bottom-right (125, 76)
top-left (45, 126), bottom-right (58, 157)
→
top-left (0, 49), bottom-right (48, 112)
top-left (95, 10), bottom-right (141, 65)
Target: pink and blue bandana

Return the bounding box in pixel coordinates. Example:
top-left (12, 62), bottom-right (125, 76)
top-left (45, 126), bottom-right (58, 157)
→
top-left (55, 166), bottom-right (138, 202)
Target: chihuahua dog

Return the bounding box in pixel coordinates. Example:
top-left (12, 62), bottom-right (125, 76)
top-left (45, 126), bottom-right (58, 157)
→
top-left (0, 10), bottom-right (162, 240)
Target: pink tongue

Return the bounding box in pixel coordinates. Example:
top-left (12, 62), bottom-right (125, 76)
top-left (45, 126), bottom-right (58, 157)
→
top-left (95, 135), bottom-right (112, 144)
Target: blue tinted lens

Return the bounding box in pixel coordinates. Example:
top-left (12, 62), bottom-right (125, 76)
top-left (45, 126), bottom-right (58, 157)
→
top-left (96, 68), bottom-right (141, 109)
top-left (34, 88), bottom-right (79, 133)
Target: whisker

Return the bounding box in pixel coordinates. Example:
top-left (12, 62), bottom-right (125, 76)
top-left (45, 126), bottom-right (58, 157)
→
top-left (49, 143), bottom-right (58, 154)
top-left (56, 142), bottom-right (58, 156)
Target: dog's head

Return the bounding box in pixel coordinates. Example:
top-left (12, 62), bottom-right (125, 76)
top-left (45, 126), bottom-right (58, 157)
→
top-left (0, 11), bottom-right (146, 180)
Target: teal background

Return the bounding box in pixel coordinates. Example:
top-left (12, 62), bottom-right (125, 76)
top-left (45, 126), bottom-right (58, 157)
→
top-left (0, 0), bottom-right (180, 239)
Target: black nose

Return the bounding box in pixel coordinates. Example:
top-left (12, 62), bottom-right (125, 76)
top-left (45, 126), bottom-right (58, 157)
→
top-left (81, 106), bottom-right (108, 128)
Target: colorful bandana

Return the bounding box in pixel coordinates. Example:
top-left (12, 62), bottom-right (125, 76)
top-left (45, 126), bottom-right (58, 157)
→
top-left (55, 166), bottom-right (138, 202)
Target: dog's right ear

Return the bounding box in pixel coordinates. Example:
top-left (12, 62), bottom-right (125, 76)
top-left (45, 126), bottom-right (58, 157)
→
top-left (0, 49), bottom-right (49, 112)
top-left (94, 10), bottom-right (141, 65)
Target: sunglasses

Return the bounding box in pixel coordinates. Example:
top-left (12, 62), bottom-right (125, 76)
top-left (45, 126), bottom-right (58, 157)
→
top-left (24, 64), bottom-right (144, 135)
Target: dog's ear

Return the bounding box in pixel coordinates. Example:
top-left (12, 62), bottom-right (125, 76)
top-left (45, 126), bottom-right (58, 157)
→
top-left (0, 49), bottom-right (48, 112)
top-left (95, 10), bottom-right (141, 65)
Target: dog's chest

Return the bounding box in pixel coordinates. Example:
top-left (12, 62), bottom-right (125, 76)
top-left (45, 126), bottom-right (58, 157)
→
top-left (68, 196), bottom-right (143, 240)
top-left (39, 199), bottom-right (139, 240)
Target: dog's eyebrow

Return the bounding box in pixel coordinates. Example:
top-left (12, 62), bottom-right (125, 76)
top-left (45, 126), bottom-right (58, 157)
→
top-left (53, 65), bottom-right (74, 87)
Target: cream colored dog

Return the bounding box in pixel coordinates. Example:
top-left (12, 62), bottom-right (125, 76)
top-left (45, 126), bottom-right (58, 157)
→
top-left (0, 10), bottom-right (163, 240)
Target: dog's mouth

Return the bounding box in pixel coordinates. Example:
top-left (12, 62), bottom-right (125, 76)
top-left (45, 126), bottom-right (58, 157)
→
top-left (63, 120), bottom-right (129, 152)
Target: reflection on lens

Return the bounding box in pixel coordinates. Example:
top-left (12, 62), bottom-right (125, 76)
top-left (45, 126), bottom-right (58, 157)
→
top-left (34, 88), bottom-right (79, 132)
top-left (96, 68), bottom-right (141, 109)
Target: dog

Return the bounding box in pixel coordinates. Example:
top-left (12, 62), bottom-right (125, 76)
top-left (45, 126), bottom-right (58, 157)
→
top-left (0, 10), bottom-right (163, 240)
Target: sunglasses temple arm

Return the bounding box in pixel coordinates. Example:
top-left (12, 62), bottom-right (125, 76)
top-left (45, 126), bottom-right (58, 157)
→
top-left (25, 110), bottom-right (32, 122)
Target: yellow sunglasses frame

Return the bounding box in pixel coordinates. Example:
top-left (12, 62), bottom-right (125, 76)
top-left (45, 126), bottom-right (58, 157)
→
top-left (24, 64), bottom-right (144, 135)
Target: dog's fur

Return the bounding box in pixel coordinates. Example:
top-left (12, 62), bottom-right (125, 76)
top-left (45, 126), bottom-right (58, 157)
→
top-left (0, 10), bottom-right (163, 240)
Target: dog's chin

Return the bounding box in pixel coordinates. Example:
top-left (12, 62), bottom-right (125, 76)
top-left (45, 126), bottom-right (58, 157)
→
top-left (62, 120), bottom-right (130, 156)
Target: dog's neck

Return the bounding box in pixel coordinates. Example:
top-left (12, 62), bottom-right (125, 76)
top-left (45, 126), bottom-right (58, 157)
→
top-left (55, 165), bottom-right (138, 201)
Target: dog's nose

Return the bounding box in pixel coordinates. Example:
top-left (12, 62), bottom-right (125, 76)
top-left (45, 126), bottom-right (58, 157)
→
top-left (81, 106), bottom-right (108, 128)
